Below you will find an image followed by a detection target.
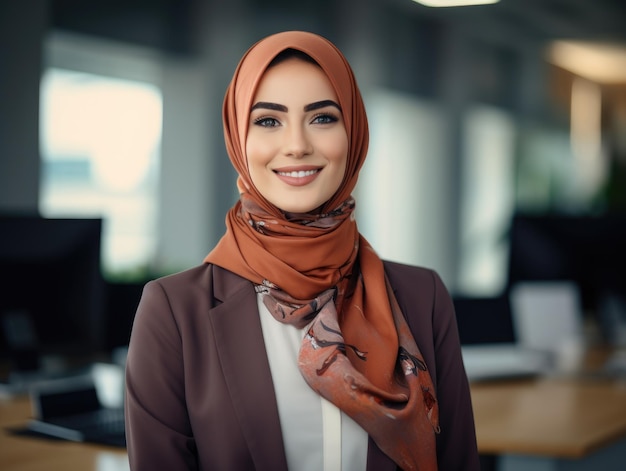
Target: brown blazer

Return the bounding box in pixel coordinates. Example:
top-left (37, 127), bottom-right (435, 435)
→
top-left (125, 261), bottom-right (479, 470)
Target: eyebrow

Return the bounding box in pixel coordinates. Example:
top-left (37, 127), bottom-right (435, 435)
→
top-left (304, 100), bottom-right (342, 112)
top-left (250, 102), bottom-right (287, 112)
top-left (250, 99), bottom-right (342, 113)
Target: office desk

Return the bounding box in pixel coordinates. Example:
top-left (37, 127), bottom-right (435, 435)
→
top-left (0, 396), bottom-right (128, 471)
top-left (471, 376), bottom-right (626, 471)
top-left (3, 376), bottom-right (625, 471)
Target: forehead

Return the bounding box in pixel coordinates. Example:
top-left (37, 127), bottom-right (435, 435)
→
top-left (252, 58), bottom-right (338, 102)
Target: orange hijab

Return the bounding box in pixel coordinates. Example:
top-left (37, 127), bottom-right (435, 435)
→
top-left (205, 31), bottom-right (439, 470)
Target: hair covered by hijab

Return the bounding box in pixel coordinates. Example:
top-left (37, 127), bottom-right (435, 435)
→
top-left (222, 30), bottom-right (369, 215)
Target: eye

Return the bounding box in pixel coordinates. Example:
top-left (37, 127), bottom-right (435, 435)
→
top-left (253, 116), bottom-right (280, 128)
top-left (311, 113), bottom-right (339, 125)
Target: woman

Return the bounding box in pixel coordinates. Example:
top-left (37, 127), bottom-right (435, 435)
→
top-left (125, 31), bottom-right (479, 471)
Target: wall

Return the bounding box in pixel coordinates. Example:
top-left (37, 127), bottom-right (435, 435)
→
top-left (0, 2), bottom-right (48, 213)
top-left (0, 0), bottom-right (565, 292)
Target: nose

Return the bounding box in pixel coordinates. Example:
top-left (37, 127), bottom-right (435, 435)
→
top-left (282, 125), bottom-right (313, 158)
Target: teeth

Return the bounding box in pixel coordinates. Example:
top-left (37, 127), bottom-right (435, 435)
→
top-left (277, 169), bottom-right (318, 178)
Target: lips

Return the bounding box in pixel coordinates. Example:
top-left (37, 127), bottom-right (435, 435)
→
top-left (273, 166), bottom-right (322, 186)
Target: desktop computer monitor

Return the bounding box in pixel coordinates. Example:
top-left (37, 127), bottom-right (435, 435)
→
top-left (0, 214), bottom-right (106, 364)
top-left (507, 212), bottom-right (626, 321)
top-left (453, 295), bottom-right (516, 345)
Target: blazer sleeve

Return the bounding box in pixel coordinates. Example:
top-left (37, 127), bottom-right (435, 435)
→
top-left (125, 280), bottom-right (198, 470)
top-left (386, 262), bottom-right (480, 470)
top-left (429, 270), bottom-right (480, 470)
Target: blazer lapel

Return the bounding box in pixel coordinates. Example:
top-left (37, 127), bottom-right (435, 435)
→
top-left (208, 266), bottom-right (289, 471)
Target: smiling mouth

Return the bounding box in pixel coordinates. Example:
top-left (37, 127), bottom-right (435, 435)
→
top-left (275, 169), bottom-right (320, 178)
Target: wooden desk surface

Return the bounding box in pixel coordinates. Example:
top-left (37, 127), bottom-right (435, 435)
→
top-left (0, 396), bottom-right (128, 471)
top-left (470, 376), bottom-right (626, 459)
top-left (3, 375), bottom-right (626, 468)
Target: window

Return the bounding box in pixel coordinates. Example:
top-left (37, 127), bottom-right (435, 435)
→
top-left (39, 33), bottom-right (163, 280)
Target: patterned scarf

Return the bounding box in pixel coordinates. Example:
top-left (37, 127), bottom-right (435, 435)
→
top-left (205, 31), bottom-right (439, 470)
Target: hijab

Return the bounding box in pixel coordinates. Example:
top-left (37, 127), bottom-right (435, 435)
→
top-left (205, 31), bottom-right (439, 470)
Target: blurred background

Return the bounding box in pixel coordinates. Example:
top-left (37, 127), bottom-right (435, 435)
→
top-left (1, 2), bottom-right (626, 469)
top-left (1, 0), bottom-right (625, 372)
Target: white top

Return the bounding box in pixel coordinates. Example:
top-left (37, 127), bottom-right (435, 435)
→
top-left (257, 294), bottom-right (369, 471)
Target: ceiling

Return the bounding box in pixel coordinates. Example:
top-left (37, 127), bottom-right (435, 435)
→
top-left (396, 0), bottom-right (626, 46)
top-left (50, 0), bottom-right (626, 53)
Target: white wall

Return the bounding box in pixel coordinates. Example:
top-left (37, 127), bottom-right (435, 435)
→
top-left (356, 89), bottom-right (454, 284)
top-left (156, 58), bottom-right (214, 273)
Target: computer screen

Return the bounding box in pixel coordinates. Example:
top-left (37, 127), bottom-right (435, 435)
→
top-left (453, 295), bottom-right (516, 345)
top-left (0, 214), bottom-right (106, 360)
top-left (507, 212), bottom-right (626, 315)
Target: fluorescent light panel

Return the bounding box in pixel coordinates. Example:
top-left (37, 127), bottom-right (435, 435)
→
top-left (412, 0), bottom-right (500, 7)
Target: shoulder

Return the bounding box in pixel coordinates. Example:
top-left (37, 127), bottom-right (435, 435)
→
top-left (143, 263), bottom-right (254, 316)
top-left (383, 259), bottom-right (437, 282)
top-left (382, 259), bottom-right (455, 351)
top-left (147, 263), bottom-right (247, 296)
top-left (148, 263), bottom-right (213, 290)
top-left (131, 264), bottom-right (254, 349)
top-left (133, 265), bottom-right (213, 326)
top-left (382, 259), bottom-right (448, 302)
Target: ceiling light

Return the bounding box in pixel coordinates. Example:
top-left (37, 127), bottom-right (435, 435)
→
top-left (547, 40), bottom-right (626, 84)
top-left (412, 0), bottom-right (500, 7)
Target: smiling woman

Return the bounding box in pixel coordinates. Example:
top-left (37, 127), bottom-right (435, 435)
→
top-left (125, 31), bottom-right (479, 471)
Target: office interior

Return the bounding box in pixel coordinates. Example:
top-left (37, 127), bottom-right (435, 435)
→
top-left (1, 1), bottom-right (626, 470)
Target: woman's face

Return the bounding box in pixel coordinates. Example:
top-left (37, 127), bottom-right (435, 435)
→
top-left (246, 57), bottom-right (348, 213)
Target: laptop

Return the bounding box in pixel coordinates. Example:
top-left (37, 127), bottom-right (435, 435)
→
top-left (460, 343), bottom-right (551, 381)
top-left (27, 383), bottom-right (125, 447)
top-left (453, 294), bottom-right (552, 381)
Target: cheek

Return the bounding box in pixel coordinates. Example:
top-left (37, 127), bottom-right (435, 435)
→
top-left (245, 136), bottom-right (266, 178)
top-left (245, 137), bottom-right (265, 192)
top-left (246, 133), bottom-right (275, 168)
top-left (245, 136), bottom-right (257, 168)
